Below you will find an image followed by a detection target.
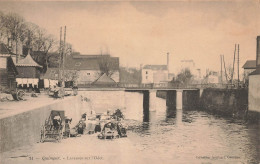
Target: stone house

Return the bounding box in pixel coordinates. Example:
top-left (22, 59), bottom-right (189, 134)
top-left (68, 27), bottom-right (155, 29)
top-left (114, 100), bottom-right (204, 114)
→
top-left (141, 65), bottom-right (168, 84)
top-left (65, 54), bottom-right (119, 85)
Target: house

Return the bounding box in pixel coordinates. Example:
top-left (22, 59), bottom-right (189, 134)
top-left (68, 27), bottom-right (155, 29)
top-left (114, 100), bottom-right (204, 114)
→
top-left (65, 54), bottom-right (119, 85)
top-left (242, 60), bottom-right (256, 82)
top-left (15, 52), bottom-right (43, 88)
top-left (141, 65), bottom-right (168, 84)
top-left (204, 70), bottom-right (219, 84)
top-left (0, 43), bottom-right (18, 90)
top-left (248, 36), bottom-right (260, 113)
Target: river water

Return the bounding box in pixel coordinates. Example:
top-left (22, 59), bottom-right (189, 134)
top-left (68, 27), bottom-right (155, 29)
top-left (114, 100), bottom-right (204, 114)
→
top-left (1, 91), bottom-right (259, 164)
top-left (120, 92), bottom-right (259, 163)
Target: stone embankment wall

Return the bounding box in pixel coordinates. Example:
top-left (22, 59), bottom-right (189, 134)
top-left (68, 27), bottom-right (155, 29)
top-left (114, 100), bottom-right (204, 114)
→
top-left (0, 96), bottom-right (85, 153)
top-left (200, 88), bottom-right (248, 118)
top-left (157, 89), bottom-right (249, 119)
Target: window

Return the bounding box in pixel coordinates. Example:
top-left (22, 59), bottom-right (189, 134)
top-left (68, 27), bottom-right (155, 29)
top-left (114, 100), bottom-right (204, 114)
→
top-left (146, 71), bottom-right (148, 74)
top-left (87, 73), bottom-right (90, 75)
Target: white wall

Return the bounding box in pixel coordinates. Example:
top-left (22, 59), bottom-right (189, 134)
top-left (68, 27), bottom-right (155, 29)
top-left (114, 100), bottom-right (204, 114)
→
top-left (153, 70), bottom-right (168, 83)
top-left (142, 69), bottom-right (153, 84)
top-left (249, 74), bottom-right (260, 112)
top-left (78, 91), bottom-right (125, 113)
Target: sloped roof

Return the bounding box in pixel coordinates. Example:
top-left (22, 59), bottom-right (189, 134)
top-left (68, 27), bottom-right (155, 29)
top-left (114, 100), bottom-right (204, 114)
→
top-left (242, 60), bottom-right (256, 69)
top-left (7, 56), bottom-right (18, 75)
top-left (143, 65), bottom-right (167, 70)
top-left (92, 73), bottom-right (116, 85)
top-left (0, 43), bottom-right (12, 55)
top-left (249, 68), bottom-right (260, 75)
top-left (65, 55), bottom-right (119, 70)
top-left (16, 53), bottom-right (42, 68)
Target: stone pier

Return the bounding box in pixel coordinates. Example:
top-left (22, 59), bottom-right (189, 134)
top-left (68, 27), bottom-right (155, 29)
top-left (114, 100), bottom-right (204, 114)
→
top-left (176, 90), bottom-right (183, 109)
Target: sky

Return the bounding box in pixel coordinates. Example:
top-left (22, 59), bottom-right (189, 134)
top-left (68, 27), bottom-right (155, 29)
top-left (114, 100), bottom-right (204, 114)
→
top-left (0, 1), bottom-right (260, 75)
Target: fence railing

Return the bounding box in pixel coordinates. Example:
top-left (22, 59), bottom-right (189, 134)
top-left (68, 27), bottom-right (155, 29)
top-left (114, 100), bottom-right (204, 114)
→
top-left (74, 82), bottom-right (247, 89)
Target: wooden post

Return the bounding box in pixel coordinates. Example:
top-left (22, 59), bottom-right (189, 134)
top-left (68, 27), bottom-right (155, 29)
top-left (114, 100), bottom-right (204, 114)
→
top-left (58, 27), bottom-right (62, 84)
top-left (62, 26), bottom-right (66, 97)
top-left (231, 44), bottom-right (236, 85)
top-left (237, 44), bottom-right (240, 86)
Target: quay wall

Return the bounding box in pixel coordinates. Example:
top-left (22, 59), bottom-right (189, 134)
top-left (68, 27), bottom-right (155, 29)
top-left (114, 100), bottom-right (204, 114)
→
top-left (78, 90), bottom-right (126, 113)
top-left (199, 88), bottom-right (248, 118)
top-left (157, 89), bottom-right (249, 119)
top-left (0, 96), bottom-right (85, 153)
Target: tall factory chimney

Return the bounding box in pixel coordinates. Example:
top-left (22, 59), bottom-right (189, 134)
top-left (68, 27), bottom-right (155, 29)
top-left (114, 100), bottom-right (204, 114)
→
top-left (167, 52), bottom-right (169, 71)
top-left (256, 36), bottom-right (260, 68)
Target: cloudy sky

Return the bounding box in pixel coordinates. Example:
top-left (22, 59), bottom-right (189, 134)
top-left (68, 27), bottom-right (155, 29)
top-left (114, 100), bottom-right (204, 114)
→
top-left (0, 1), bottom-right (260, 74)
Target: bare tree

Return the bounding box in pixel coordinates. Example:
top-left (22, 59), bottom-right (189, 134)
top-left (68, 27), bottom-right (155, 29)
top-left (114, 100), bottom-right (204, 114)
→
top-left (98, 55), bottom-right (115, 76)
top-left (171, 68), bottom-right (193, 87)
top-left (0, 11), bottom-right (6, 42)
top-left (0, 13), bottom-right (27, 60)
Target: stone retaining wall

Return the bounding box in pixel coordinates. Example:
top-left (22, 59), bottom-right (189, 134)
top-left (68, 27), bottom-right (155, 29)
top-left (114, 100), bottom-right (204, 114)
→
top-left (0, 96), bottom-right (84, 153)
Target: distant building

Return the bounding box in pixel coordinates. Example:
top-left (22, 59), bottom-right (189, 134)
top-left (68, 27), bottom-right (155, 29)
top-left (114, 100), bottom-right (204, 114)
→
top-left (179, 59), bottom-right (203, 83)
top-left (65, 54), bottom-right (119, 85)
top-left (141, 65), bottom-right (168, 84)
top-left (204, 70), bottom-right (219, 84)
top-left (180, 60), bottom-right (195, 72)
top-left (242, 60), bottom-right (256, 82)
top-left (0, 43), bottom-right (18, 90)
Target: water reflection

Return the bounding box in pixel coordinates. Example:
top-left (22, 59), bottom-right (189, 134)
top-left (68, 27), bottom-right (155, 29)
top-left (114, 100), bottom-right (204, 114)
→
top-left (80, 91), bottom-right (260, 163)
top-left (176, 109), bottom-right (183, 126)
top-left (124, 92), bottom-right (259, 163)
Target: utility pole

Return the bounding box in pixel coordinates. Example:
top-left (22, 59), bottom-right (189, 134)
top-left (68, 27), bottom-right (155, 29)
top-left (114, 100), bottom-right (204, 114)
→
top-left (58, 27), bottom-right (62, 83)
top-left (237, 44), bottom-right (240, 86)
top-left (62, 26), bottom-right (66, 97)
top-left (231, 44), bottom-right (237, 85)
top-left (223, 55), bottom-right (228, 83)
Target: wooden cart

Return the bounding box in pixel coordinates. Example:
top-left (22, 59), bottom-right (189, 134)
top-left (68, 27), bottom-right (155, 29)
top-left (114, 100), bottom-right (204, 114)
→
top-left (40, 110), bottom-right (65, 142)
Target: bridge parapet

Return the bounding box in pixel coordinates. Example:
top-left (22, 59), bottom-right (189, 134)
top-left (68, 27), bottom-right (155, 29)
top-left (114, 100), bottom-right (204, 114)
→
top-left (120, 83), bottom-right (199, 90)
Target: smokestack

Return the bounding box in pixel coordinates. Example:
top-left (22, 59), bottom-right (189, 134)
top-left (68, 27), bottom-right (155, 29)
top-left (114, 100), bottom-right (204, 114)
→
top-left (257, 36), bottom-right (260, 68)
top-left (167, 52), bottom-right (169, 70)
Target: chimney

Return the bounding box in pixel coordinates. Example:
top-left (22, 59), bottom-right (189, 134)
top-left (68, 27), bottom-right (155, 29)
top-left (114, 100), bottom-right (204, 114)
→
top-left (257, 36), bottom-right (260, 68)
top-left (167, 52), bottom-right (169, 71)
